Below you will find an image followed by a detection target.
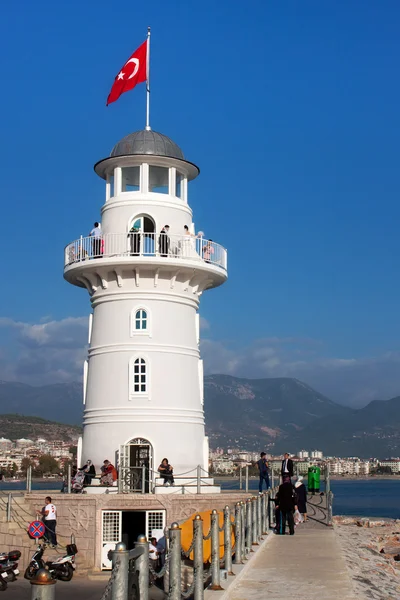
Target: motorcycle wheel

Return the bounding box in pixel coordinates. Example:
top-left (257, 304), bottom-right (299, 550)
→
top-left (58, 565), bottom-right (73, 582)
top-left (0, 578), bottom-right (7, 591)
top-left (24, 566), bottom-right (36, 580)
top-left (6, 571), bottom-right (16, 582)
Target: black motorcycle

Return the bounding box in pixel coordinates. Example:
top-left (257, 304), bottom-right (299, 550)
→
top-left (24, 543), bottom-right (77, 582)
top-left (0, 549), bottom-right (20, 583)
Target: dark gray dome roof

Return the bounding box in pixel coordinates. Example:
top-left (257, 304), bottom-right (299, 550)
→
top-left (110, 130), bottom-right (184, 160)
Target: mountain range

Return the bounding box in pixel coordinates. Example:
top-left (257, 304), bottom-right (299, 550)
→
top-left (1, 376), bottom-right (399, 458)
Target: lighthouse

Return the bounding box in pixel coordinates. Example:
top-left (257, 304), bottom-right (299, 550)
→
top-left (64, 129), bottom-right (227, 492)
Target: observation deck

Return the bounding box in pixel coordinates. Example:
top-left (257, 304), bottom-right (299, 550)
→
top-left (64, 233), bottom-right (228, 290)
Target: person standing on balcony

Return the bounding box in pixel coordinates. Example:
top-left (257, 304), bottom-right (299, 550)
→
top-left (203, 240), bottom-right (214, 263)
top-left (89, 222), bottom-right (102, 257)
top-left (128, 224), bottom-right (141, 256)
top-left (158, 225), bottom-right (170, 257)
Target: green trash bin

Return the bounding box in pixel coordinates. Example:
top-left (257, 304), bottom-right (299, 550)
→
top-left (308, 466), bottom-right (321, 494)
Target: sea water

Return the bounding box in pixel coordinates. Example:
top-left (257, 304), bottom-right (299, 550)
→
top-left (2, 478), bottom-right (399, 520)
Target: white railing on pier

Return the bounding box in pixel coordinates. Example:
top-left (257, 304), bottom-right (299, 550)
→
top-left (64, 233), bottom-right (227, 271)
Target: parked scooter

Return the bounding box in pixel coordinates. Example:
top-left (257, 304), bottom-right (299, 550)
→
top-left (24, 543), bottom-right (77, 581)
top-left (0, 550), bottom-right (20, 582)
top-left (0, 565), bottom-right (7, 591)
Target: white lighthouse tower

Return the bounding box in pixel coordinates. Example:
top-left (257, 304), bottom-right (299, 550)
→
top-left (64, 129), bottom-right (227, 492)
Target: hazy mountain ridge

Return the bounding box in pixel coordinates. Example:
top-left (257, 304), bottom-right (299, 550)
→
top-left (1, 377), bottom-right (399, 457)
top-left (0, 414), bottom-right (81, 442)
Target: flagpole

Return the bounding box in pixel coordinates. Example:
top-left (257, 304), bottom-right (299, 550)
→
top-left (145, 26), bottom-right (151, 130)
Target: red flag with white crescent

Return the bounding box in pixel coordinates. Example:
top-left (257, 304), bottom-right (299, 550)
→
top-left (107, 41), bottom-right (147, 106)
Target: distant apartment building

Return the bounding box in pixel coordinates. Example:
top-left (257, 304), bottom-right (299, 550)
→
top-left (327, 458), bottom-right (370, 475)
top-left (379, 459), bottom-right (400, 473)
top-left (211, 458), bottom-right (235, 474)
top-left (298, 450), bottom-right (309, 459)
top-left (311, 450), bottom-right (324, 459)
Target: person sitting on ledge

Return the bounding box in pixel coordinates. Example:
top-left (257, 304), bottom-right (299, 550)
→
top-left (80, 459), bottom-right (96, 486)
top-left (100, 460), bottom-right (117, 486)
top-left (158, 458), bottom-right (175, 487)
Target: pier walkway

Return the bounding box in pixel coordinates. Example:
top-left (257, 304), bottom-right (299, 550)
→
top-left (227, 526), bottom-right (357, 600)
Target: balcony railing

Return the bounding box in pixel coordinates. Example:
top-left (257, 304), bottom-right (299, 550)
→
top-left (64, 233), bottom-right (227, 271)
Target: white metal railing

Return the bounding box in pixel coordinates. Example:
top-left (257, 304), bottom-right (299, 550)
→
top-left (64, 233), bottom-right (227, 271)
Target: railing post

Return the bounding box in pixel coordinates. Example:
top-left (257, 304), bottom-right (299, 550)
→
top-left (245, 499), bottom-right (252, 553)
top-left (261, 493), bottom-right (266, 534)
top-left (327, 491), bottom-right (334, 526)
top-left (239, 467), bottom-right (243, 490)
top-left (26, 465), bottom-right (32, 492)
top-left (134, 535), bottom-right (149, 600)
top-left (256, 495), bottom-right (262, 540)
top-left (234, 503), bottom-right (242, 565)
top-left (271, 467), bottom-right (275, 489)
top-left (67, 463), bottom-right (72, 494)
top-left (224, 506), bottom-right (234, 574)
top-left (168, 523), bottom-right (181, 600)
top-left (240, 502), bottom-right (246, 560)
top-left (111, 542), bottom-right (129, 600)
top-left (209, 510), bottom-right (223, 590)
top-left (197, 465), bottom-right (201, 494)
top-left (325, 463), bottom-right (331, 496)
top-left (30, 568), bottom-right (56, 600)
top-left (245, 465), bottom-right (249, 492)
top-left (193, 515), bottom-right (204, 600)
top-left (141, 465), bottom-right (146, 494)
top-left (6, 494), bottom-right (11, 523)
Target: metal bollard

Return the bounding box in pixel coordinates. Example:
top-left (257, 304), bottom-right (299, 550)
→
top-left (240, 502), bottom-right (246, 560)
top-left (264, 492), bottom-right (270, 534)
top-left (168, 523), bottom-right (182, 600)
top-left (245, 499), bottom-right (252, 553)
top-left (251, 498), bottom-right (258, 545)
top-left (193, 515), bottom-right (204, 600)
top-left (261, 493), bottom-right (266, 534)
top-left (209, 510), bottom-right (223, 590)
top-left (245, 465), bottom-right (249, 492)
top-left (327, 491), bottom-right (334, 526)
top-left (239, 467), bottom-right (243, 490)
top-left (256, 495), bottom-right (262, 540)
top-left (134, 535), bottom-right (149, 600)
top-left (224, 506), bottom-right (234, 574)
top-left (30, 568), bottom-right (56, 600)
top-left (325, 463), bottom-right (331, 497)
top-left (269, 489), bottom-right (274, 528)
top-left (6, 494), bottom-right (11, 523)
top-left (234, 503), bottom-right (242, 565)
top-left (67, 463), bottom-right (72, 494)
top-left (111, 542), bottom-right (129, 600)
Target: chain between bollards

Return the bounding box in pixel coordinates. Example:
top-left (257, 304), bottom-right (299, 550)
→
top-left (168, 523), bottom-right (181, 600)
top-left (234, 503), bottom-right (242, 565)
top-left (193, 515), bottom-right (204, 600)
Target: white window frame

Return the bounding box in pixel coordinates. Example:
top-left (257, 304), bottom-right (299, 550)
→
top-left (106, 170), bottom-right (115, 201)
top-left (129, 355), bottom-right (150, 399)
top-left (121, 165), bottom-right (141, 193)
top-left (130, 306), bottom-right (151, 337)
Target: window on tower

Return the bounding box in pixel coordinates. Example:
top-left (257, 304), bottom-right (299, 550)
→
top-left (135, 309), bottom-right (147, 330)
top-left (132, 358), bottom-right (147, 394)
top-left (149, 166), bottom-right (169, 194)
top-left (175, 171), bottom-right (182, 198)
top-left (121, 166), bottom-right (140, 192)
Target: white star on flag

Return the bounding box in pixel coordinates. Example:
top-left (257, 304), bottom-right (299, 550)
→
top-left (117, 71), bottom-right (124, 80)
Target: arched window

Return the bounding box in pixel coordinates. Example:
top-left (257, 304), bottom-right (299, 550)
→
top-left (135, 309), bottom-right (147, 331)
top-left (133, 358), bottom-right (147, 394)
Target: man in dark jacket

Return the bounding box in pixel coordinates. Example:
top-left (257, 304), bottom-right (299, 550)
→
top-left (256, 452), bottom-right (270, 493)
top-left (281, 453), bottom-right (294, 482)
top-left (275, 481), bottom-right (297, 535)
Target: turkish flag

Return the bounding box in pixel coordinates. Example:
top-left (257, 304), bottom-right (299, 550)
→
top-left (107, 41), bottom-right (147, 106)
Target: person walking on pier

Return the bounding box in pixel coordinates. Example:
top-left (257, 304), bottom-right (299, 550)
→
top-left (275, 482), bottom-right (297, 535)
top-left (257, 452), bottom-right (270, 493)
top-left (281, 452), bottom-right (294, 483)
top-left (294, 477), bottom-right (308, 522)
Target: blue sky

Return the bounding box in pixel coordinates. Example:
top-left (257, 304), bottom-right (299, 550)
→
top-left (0, 0), bottom-right (400, 406)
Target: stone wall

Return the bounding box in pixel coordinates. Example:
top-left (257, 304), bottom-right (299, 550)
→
top-left (24, 491), bottom-right (253, 572)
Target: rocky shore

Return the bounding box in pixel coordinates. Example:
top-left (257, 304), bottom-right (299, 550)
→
top-left (334, 516), bottom-right (400, 599)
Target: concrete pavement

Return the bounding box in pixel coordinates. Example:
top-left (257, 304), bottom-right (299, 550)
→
top-left (226, 526), bottom-right (358, 600)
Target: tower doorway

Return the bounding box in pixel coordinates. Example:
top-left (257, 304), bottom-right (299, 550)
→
top-left (128, 215), bottom-right (155, 256)
top-left (119, 438), bottom-right (153, 493)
